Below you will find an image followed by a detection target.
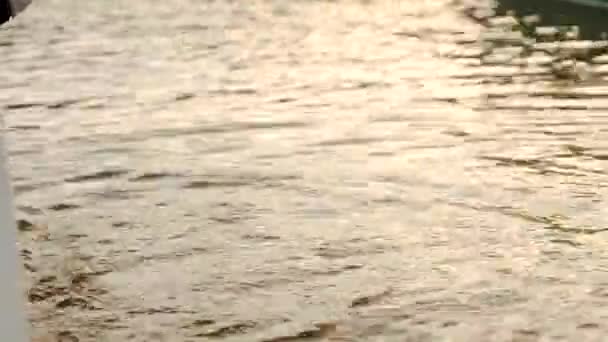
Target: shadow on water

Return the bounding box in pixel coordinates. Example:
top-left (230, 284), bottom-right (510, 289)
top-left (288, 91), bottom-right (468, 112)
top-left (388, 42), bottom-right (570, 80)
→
top-left (494, 0), bottom-right (608, 41)
top-left (450, 0), bottom-right (608, 88)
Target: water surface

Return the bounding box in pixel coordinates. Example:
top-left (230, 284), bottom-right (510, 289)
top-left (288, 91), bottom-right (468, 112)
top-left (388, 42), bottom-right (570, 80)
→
top-left (4, 0), bottom-right (608, 341)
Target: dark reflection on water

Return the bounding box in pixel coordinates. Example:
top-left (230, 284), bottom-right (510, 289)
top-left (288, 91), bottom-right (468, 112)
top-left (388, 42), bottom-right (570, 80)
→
top-left (6, 0), bottom-right (608, 341)
top-left (495, 0), bottom-right (608, 40)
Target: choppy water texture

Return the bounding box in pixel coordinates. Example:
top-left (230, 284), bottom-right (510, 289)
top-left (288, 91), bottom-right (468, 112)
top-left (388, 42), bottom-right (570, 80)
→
top-left (5, 0), bottom-right (608, 341)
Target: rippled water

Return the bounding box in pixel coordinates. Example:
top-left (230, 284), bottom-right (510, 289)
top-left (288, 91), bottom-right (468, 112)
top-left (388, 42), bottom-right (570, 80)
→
top-left (6, 0), bottom-right (608, 341)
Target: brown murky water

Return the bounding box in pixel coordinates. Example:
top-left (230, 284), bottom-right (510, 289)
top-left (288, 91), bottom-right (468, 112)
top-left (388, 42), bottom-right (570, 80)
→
top-left (5, 0), bottom-right (608, 341)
